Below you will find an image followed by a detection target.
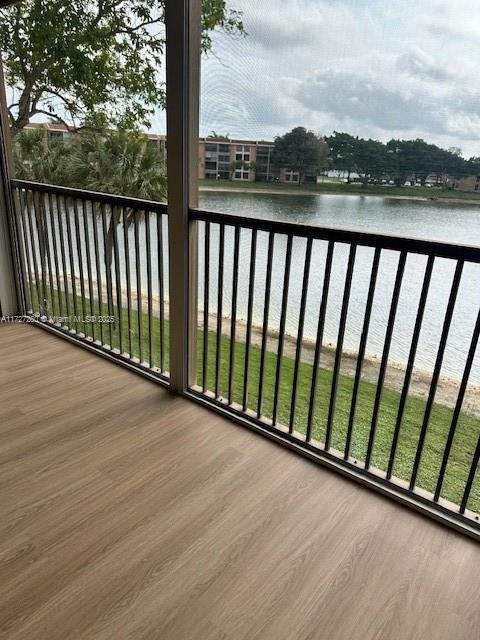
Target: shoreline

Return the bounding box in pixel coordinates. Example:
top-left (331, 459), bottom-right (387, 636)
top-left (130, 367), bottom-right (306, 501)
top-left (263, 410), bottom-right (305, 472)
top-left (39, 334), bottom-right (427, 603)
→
top-left (41, 278), bottom-right (480, 418)
top-left (199, 185), bottom-right (480, 207)
top-left (130, 289), bottom-right (480, 418)
top-left (209, 311), bottom-right (480, 418)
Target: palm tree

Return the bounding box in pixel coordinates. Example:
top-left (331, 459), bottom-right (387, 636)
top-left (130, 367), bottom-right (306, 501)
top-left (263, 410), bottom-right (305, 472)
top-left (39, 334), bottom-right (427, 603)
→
top-left (14, 127), bottom-right (167, 323)
top-left (65, 129), bottom-right (167, 332)
top-left (13, 128), bottom-right (71, 185)
top-left (65, 129), bottom-right (167, 200)
top-left (66, 127), bottom-right (167, 264)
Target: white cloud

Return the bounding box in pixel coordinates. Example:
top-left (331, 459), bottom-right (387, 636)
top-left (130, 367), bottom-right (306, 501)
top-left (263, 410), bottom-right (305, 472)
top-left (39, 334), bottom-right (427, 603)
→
top-left (197, 0), bottom-right (480, 157)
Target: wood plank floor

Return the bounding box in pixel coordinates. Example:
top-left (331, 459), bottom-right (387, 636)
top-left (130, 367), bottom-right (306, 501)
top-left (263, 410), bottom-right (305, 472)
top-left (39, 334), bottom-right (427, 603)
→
top-left (0, 323), bottom-right (479, 640)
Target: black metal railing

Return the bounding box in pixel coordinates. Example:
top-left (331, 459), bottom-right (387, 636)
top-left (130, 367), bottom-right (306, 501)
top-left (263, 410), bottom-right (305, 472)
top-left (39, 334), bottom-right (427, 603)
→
top-left (9, 178), bottom-right (480, 536)
top-left (12, 180), bottom-right (170, 381)
top-left (189, 208), bottom-right (480, 533)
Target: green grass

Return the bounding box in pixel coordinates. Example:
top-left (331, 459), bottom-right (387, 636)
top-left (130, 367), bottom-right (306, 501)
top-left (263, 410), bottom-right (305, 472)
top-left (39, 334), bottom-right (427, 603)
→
top-left (30, 283), bottom-right (480, 514)
top-left (200, 178), bottom-right (480, 202)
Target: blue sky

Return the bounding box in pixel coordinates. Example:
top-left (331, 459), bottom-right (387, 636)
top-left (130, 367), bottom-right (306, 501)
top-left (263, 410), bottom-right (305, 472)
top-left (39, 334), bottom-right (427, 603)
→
top-left (170, 0), bottom-right (480, 157)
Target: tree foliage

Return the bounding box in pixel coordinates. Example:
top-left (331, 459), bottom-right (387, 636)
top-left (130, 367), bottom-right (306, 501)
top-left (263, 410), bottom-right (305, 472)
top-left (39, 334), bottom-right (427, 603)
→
top-left (14, 127), bottom-right (167, 201)
top-left (386, 138), bottom-right (467, 184)
top-left (1, 0), bottom-right (244, 135)
top-left (327, 132), bottom-right (477, 185)
top-left (15, 127), bottom-right (167, 283)
top-left (272, 127), bottom-right (329, 183)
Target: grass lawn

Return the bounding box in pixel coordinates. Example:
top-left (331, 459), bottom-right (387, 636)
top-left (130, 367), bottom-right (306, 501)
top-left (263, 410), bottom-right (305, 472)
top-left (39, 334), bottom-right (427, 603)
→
top-left (199, 179), bottom-right (480, 202)
top-left (29, 282), bottom-right (480, 515)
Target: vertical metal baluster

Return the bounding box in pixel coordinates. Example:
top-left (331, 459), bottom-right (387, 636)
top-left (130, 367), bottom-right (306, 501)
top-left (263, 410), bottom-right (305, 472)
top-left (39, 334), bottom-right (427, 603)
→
top-left (55, 194), bottom-right (71, 325)
top-left (460, 435), bottom-right (480, 514)
top-left (387, 255), bottom-right (434, 478)
top-left (64, 195), bottom-right (79, 333)
top-left (24, 190), bottom-right (42, 312)
top-left (257, 232), bottom-right (275, 419)
top-left (157, 213), bottom-right (165, 372)
top-left (306, 240), bottom-right (334, 442)
top-left (434, 306), bottom-right (480, 502)
top-left (344, 247), bottom-right (381, 460)
top-left (91, 202), bottom-right (104, 344)
top-left (34, 190), bottom-right (48, 314)
top-left (73, 198), bottom-right (87, 334)
top-left (82, 199), bottom-right (96, 341)
top-left (42, 193), bottom-right (56, 319)
top-left (325, 243), bottom-right (357, 451)
top-left (215, 224), bottom-right (225, 399)
top-left (47, 192), bottom-right (62, 318)
top-left (134, 213), bottom-right (143, 363)
top-left (113, 205), bottom-right (123, 354)
top-left (123, 207), bottom-right (133, 358)
top-left (101, 203), bottom-right (114, 347)
top-left (202, 221), bottom-right (210, 392)
top-left (289, 237), bottom-right (313, 433)
top-left (18, 189), bottom-right (35, 312)
top-left (242, 228), bottom-right (257, 412)
top-left (272, 234), bottom-right (293, 426)
top-left (365, 251), bottom-right (407, 468)
top-left (228, 226), bottom-right (241, 405)
top-left (409, 260), bottom-right (464, 490)
top-left (145, 210), bottom-right (153, 367)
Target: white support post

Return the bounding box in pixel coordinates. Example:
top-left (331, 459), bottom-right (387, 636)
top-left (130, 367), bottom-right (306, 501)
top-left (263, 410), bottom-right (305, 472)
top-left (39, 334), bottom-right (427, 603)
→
top-left (165, 0), bottom-right (201, 392)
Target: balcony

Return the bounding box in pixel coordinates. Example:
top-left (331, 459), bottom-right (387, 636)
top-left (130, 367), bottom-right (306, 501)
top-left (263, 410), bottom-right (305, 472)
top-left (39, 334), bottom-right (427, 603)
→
top-left (6, 178), bottom-right (479, 536)
top-left (0, 2), bottom-right (479, 636)
top-left (1, 321), bottom-right (479, 639)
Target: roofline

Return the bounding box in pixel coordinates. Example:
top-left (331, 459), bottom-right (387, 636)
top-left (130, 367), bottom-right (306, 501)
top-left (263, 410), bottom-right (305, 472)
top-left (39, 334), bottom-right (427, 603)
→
top-left (24, 123), bottom-right (274, 145)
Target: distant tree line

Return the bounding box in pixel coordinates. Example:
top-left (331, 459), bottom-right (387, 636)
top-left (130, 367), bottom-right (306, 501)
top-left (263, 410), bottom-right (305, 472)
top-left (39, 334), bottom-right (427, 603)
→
top-left (267, 129), bottom-right (480, 186)
top-left (325, 132), bottom-right (480, 186)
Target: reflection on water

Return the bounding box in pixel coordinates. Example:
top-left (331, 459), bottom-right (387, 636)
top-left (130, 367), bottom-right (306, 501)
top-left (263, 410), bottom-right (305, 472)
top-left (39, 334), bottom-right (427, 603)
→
top-left (198, 191), bottom-right (480, 385)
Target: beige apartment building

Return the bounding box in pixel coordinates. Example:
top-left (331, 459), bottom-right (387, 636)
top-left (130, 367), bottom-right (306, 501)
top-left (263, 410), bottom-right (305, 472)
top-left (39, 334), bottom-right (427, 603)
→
top-left (24, 124), bottom-right (318, 184)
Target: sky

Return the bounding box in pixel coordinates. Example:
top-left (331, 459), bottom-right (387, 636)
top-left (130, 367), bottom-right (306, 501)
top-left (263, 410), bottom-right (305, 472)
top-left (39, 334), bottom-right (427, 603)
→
top-left (165, 0), bottom-right (480, 158)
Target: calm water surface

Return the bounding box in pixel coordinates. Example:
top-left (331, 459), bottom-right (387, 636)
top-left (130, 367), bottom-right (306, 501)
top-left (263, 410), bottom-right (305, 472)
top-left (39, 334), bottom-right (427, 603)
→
top-left (198, 191), bottom-right (480, 385)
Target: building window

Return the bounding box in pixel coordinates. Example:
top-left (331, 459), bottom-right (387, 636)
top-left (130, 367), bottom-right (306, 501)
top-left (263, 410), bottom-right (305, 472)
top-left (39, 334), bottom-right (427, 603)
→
top-left (234, 169), bottom-right (249, 180)
top-left (235, 145), bottom-right (250, 163)
top-left (48, 131), bottom-right (64, 141)
top-left (205, 143), bottom-right (218, 152)
top-left (285, 170), bottom-right (299, 183)
top-left (257, 145), bottom-right (271, 155)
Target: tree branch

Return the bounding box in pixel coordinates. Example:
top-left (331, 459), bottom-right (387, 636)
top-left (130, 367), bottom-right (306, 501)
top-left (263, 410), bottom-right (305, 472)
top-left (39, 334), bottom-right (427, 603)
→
top-left (30, 109), bottom-right (78, 133)
top-left (117, 17), bottom-right (164, 34)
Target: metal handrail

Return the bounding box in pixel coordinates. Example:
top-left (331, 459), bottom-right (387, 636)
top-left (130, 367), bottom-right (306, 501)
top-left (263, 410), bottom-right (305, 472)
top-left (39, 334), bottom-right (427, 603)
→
top-left (190, 207), bottom-right (480, 263)
top-left (12, 179), bottom-right (168, 214)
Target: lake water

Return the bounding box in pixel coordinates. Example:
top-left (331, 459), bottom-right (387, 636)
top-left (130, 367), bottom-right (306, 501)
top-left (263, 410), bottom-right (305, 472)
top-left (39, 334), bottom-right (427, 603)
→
top-left (198, 191), bottom-right (480, 386)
